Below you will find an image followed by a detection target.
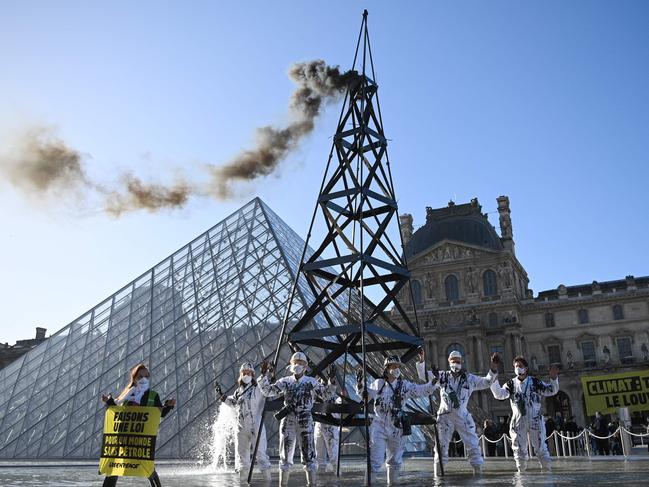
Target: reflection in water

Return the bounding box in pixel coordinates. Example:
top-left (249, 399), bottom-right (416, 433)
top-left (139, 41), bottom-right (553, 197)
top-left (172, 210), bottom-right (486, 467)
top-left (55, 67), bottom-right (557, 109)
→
top-left (0, 458), bottom-right (648, 486)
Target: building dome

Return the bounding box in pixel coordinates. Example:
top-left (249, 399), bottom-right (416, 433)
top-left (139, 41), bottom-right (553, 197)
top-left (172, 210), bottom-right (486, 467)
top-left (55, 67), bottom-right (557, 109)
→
top-left (405, 199), bottom-right (503, 258)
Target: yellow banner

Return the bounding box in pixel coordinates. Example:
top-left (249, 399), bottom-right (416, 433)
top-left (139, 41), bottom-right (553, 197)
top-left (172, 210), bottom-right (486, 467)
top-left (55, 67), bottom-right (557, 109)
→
top-left (581, 370), bottom-right (649, 417)
top-left (99, 406), bottom-right (161, 478)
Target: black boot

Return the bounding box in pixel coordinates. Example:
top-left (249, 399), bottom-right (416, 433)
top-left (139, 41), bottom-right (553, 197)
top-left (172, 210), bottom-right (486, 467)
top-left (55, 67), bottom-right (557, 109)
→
top-left (149, 470), bottom-right (162, 487)
top-left (102, 477), bottom-right (118, 487)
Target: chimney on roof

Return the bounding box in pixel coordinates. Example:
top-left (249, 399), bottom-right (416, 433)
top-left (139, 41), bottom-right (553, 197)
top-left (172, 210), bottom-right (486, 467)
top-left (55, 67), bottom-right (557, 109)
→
top-left (497, 195), bottom-right (515, 254)
top-left (399, 213), bottom-right (413, 246)
top-left (35, 327), bottom-right (46, 340)
top-left (626, 275), bottom-right (637, 290)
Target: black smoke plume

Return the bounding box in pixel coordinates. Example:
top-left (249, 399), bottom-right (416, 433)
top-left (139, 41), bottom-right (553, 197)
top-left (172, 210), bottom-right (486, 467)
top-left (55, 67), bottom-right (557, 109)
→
top-left (0, 60), bottom-right (358, 215)
top-left (210, 60), bottom-right (358, 198)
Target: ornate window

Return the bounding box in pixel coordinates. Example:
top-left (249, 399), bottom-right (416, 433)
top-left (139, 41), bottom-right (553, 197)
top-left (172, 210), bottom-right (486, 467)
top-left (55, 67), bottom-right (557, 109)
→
top-left (613, 304), bottom-right (624, 321)
top-left (412, 280), bottom-right (422, 306)
top-left (545, 312), bottom-right (555, 328)
top-left (581, 341), bottom-right (596, 366)
top-left (483, 269), bottom-right (498, 296)
top-left (445, 274), bottom-right (459, 302)
top-left (547, 344), bottom-right (561, 366)
top-left (578, 309), bottom-right (589, 324)
top-left (616, 336), bottom-right (633, 364)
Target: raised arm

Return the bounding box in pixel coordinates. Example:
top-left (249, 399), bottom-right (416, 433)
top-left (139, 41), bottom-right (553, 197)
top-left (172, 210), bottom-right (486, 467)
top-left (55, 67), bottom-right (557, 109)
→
top-left (470, 369), bottom-right (498, 391)
top-left (536, 366), bottom-right (560, 397)
top-left (403, 378), bottom-right (439, 400)
top-left (222, 393), bottom-right (237, 408)
top-left (355, 368), bottom-right (379, 400)
top-left (471, 353), bottom-right (501, 390)
top-left (259, 375), bottom-right (288, 398)
top-left (490, 379), bottom-right (511, 400)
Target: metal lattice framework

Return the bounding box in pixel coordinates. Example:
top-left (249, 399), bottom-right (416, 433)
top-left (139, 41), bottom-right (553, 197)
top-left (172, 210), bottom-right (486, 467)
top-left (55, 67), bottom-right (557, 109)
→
top-left (267, 11), bottom-right (428, 483)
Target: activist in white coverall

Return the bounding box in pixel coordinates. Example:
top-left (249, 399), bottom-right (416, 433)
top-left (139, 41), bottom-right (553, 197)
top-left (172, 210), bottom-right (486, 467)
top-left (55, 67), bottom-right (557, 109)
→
top-left (358, 355), bottom-right (437, 485)
top-left (218, 362), bottom-right (271, 479)
top-left (314, 385), bottom-right (343, 473)
top-left (416, 349), bottom-right (500, 474)
top-left (259, 352), bottom-right (336, 487)
top-left (490, 355), bottom-right (560, 472)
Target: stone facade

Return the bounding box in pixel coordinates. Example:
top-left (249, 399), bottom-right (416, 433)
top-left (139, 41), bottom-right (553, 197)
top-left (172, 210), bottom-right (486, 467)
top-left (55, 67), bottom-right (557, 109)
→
top-left (398, 197), bottom-right (649, 428)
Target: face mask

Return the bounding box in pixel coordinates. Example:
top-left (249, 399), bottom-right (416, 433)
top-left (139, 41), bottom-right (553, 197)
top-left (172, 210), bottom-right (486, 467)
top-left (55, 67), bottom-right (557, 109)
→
top-left (515, 366), bottom-right (526, 376)
top-left (291, 364), bottom-right (305, 375)
top-left (241, 375), bottom-right (253, 384)
top-left (450, 363), bottom-right (462, 372)
top-left (389, 368), bottom-right (401, 379)
top-left (137, 377), bottom-right (149, 388)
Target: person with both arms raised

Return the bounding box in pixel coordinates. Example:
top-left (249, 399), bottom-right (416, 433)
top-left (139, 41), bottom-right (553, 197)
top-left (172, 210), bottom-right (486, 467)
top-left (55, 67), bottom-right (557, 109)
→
top-left (357, 355), bottom-right (437, 485)
top-left (489, 355), bottom-right (559, 473)
top-left (416, 348), bottom-right (500, 475)
top-left (259, 351), bottom-right (336, 487)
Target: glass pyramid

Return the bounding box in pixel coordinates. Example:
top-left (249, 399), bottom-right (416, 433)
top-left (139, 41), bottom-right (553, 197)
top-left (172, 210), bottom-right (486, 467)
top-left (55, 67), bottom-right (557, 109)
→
top-left (0, 197), bottom-right (430, 459)
top-left (0, 198), bottom-right (316, 459)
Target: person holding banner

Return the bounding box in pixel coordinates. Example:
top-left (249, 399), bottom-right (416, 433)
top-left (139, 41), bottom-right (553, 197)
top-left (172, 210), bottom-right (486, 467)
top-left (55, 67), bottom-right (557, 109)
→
top-left (416, 349), bottom-right (500, 475)
top-left (489, 355), bottom-right (559, 473)
top-left (216, 361), bottom-right (272, 481)
top-left (259, 351), bottom-right (336, 487)
top-left (100, 364), bottom-right (175, 487)
top-left (358, 355), bottom-right (437, 485)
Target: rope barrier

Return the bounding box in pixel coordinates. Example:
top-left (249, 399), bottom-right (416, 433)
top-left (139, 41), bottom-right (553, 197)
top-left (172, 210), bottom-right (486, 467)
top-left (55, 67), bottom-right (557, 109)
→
top-left (622, 427), bottom-right (649, 438)
top-left (482, 434), bottom-right (507, 444)
top-left (433, 427), bottom-right (647, 458)
top-left (588, 427), bottom-right (621, 440)
top-left (555, 430), bottom-right (586, 440)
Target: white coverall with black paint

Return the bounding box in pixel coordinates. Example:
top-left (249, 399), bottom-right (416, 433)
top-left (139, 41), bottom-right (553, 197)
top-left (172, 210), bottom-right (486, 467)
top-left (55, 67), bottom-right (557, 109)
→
top-left (260, 374), bottom-right (335, 472)
top-left (490, 376), bottom-right (559, 468)
top-left (359, 376), bottom-right (436, 473)
top-left (416, 362), bottom-right (497, 468)
top-left (314, 394), bottom-right (342, 470)
top-left (223, 382), bottom-right (271, 473)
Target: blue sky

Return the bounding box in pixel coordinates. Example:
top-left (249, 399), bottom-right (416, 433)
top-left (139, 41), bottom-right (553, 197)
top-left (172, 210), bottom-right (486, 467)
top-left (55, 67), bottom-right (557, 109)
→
top-left (1, 1), bottom-right (648, 344)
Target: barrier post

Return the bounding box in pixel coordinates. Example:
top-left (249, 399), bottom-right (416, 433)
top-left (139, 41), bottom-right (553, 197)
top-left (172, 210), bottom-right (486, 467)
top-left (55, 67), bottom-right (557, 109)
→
top-left (504, 436), bottom-right (509, 459)
top-left (481, 435), bottom-right (487, 458)
top-left (567, 432), bottom-right (573, 457)
top-left (584, 429), bottom-right (591, 457)
top-left (620, 427), bottom-right (628, 457)
top-left (553, 431), bottom-right (560, 458)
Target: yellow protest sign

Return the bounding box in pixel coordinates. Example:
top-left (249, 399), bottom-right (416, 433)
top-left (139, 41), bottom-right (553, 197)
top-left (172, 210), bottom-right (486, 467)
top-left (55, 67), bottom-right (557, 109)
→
top-left (581, 370), bottom-right (649, 417)
top-left (99, 406), bottom-right (161, 478)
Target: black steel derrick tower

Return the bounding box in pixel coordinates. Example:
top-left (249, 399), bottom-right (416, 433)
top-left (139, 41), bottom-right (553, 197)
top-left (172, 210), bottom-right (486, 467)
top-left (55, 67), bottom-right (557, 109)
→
top-left (244, 10), bottom-right (437, 486)
top-left (280, 14), bottom-right (422, 370)
top-left (264, 10), bottom-right (428, 485)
